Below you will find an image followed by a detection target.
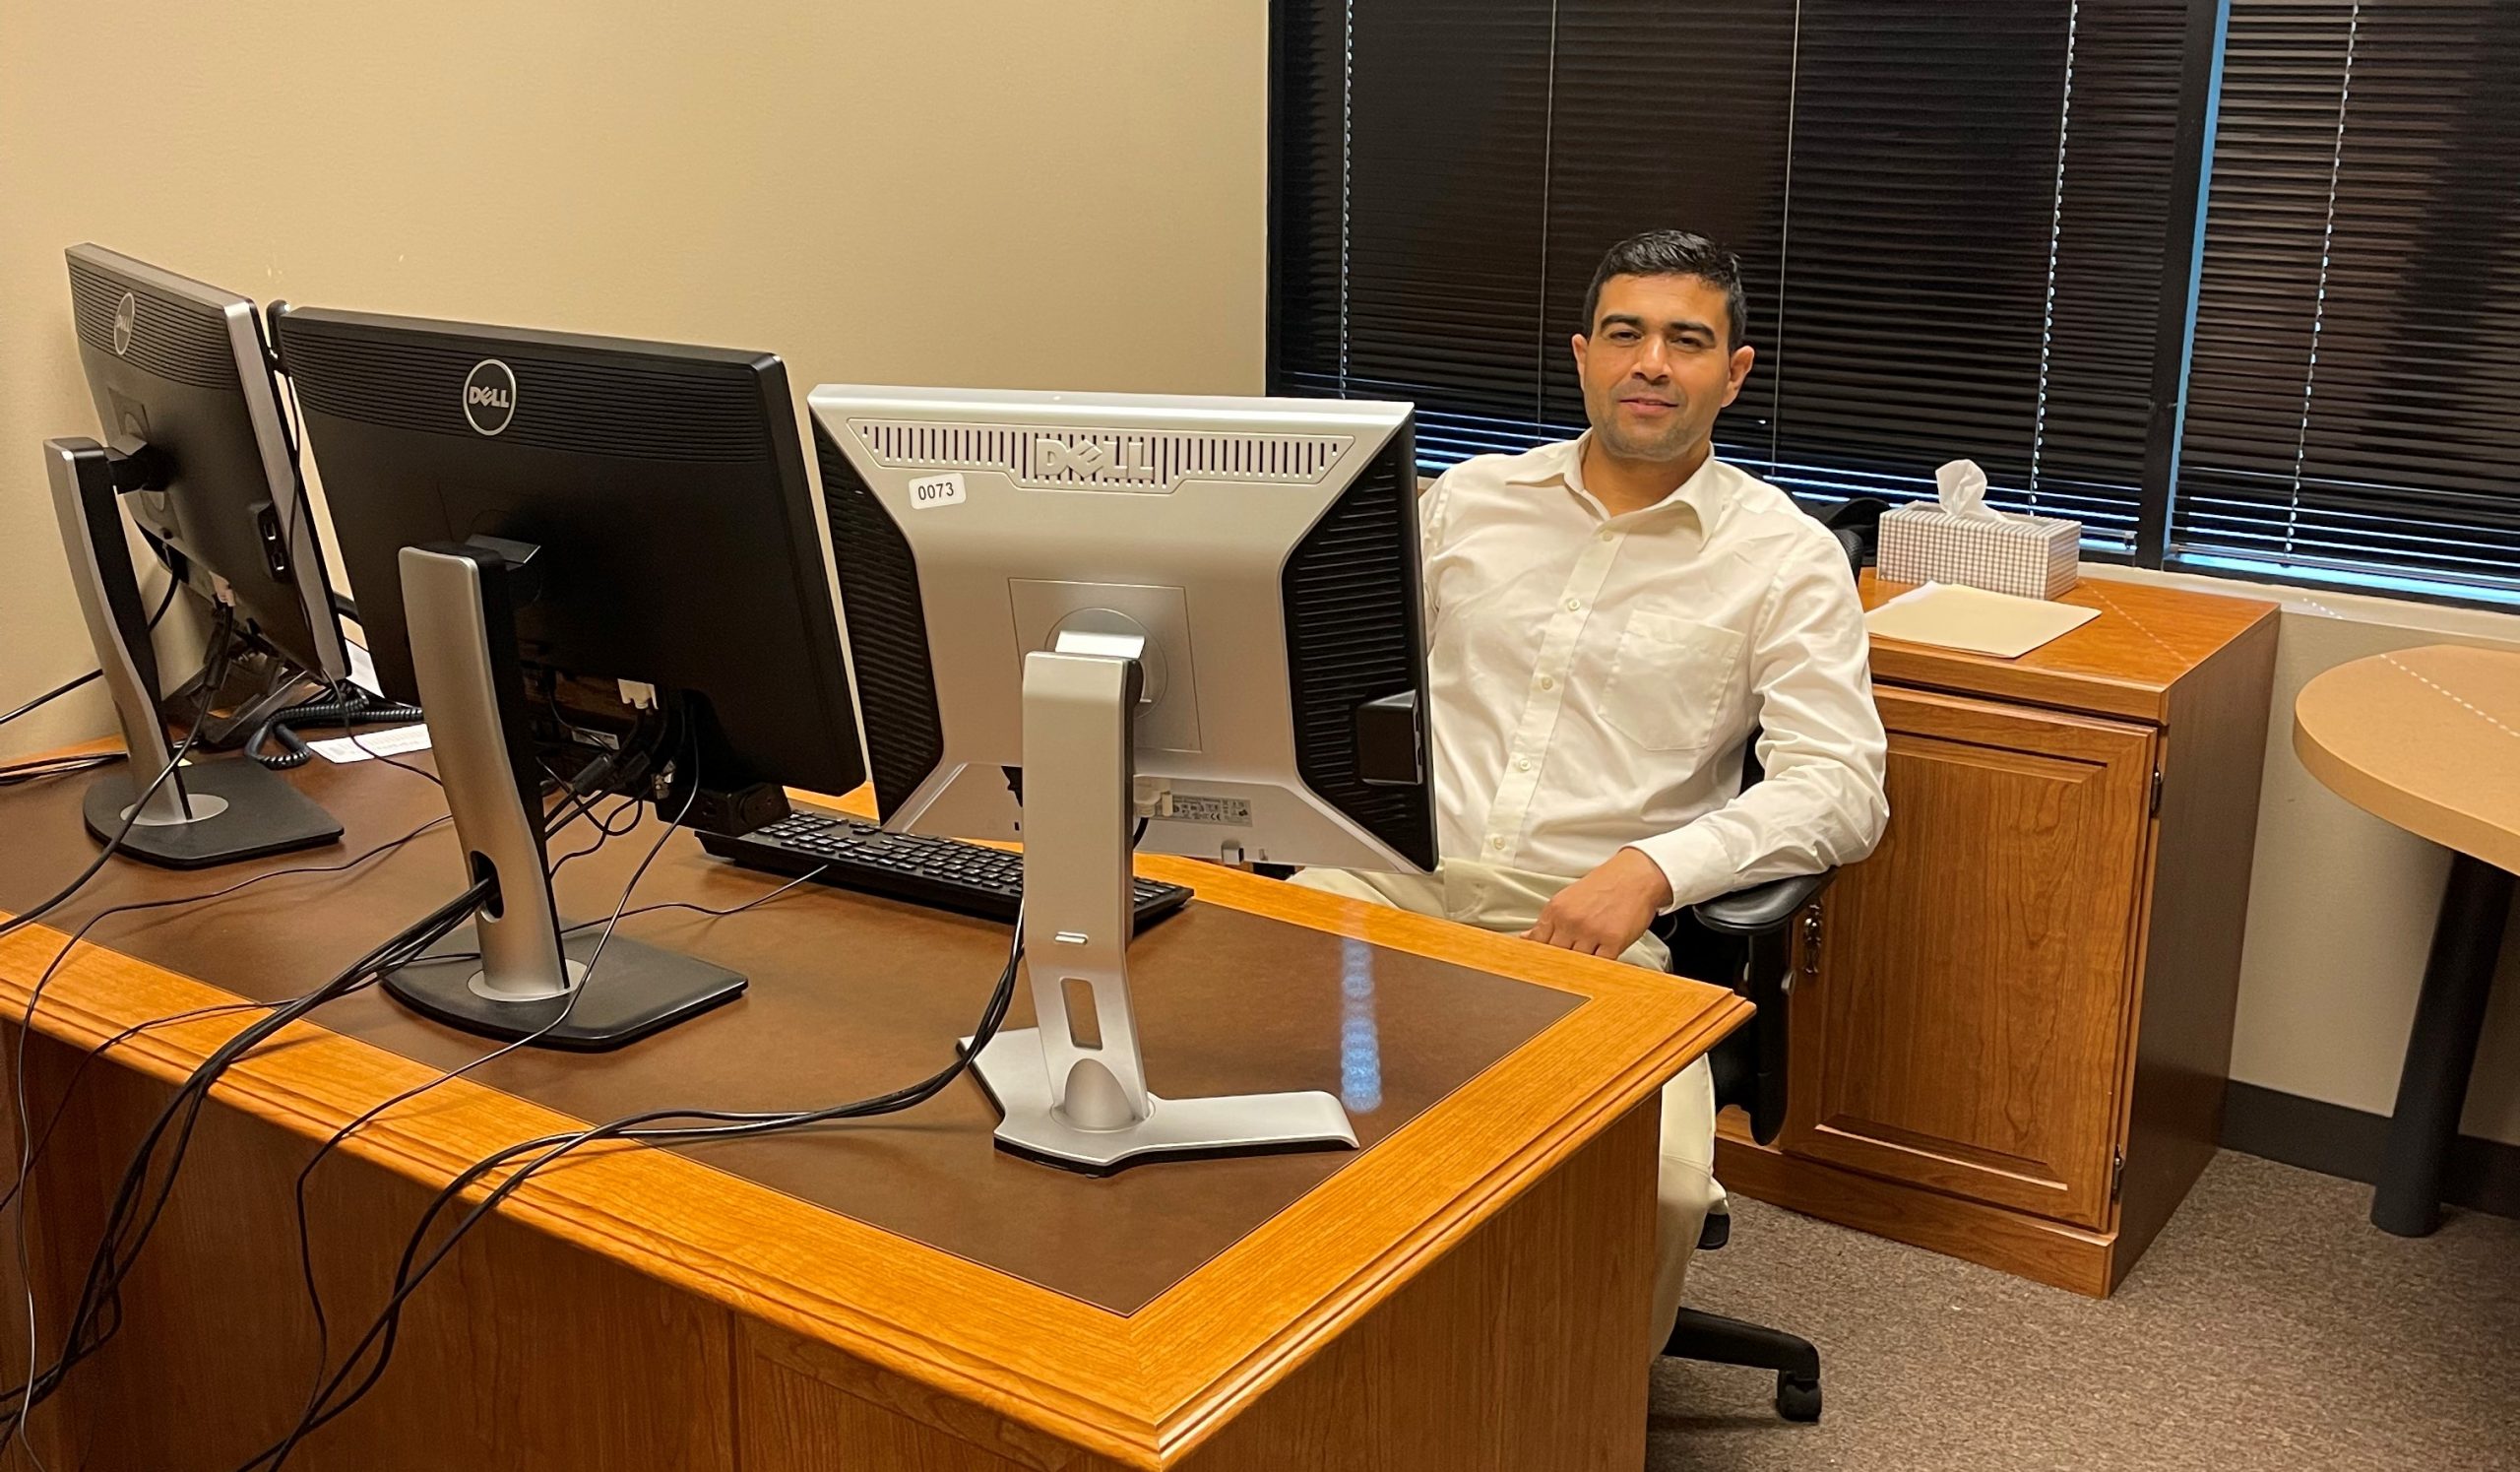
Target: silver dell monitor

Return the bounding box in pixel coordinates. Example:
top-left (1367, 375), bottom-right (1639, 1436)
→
top-left (809, 385), bottom-right (1434, 1169)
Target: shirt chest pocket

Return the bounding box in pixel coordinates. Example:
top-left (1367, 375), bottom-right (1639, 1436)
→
top-left (1597, 610), bottom-right (1748, 752)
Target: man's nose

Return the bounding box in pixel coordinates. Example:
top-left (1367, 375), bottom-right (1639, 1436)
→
top-left (1630, 340), bottom-right (1671, 379)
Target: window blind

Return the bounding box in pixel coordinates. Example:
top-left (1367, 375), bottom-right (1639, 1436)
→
top-left (1270, 0), bottom-right (2196, 555)
top-left (2174, 0), bottom-right (2520, 604)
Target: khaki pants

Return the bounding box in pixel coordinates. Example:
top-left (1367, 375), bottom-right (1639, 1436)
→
top-left (1290, 862), bottom-right (1720, 1366)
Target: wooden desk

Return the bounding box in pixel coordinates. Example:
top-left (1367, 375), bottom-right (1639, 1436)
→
top-left (0, 753), bottom-right (1745, 1469)
top-left (2295, 643), bottom-right (2520, 1237)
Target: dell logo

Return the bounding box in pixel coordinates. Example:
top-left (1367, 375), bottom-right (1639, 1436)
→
top-left (1037, 435), bottom-right (1152, 480)
top-left (463, 358), bottom-right (518, 436)
top-left (111, 291), bottom-right (137, 356)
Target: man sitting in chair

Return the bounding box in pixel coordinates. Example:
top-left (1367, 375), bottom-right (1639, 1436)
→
top-left (1293, 229), bottom-right (1889, 1362)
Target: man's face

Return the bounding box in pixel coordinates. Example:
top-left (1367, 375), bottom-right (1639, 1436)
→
top-left (1571, 273), bottom-right (1755, 463)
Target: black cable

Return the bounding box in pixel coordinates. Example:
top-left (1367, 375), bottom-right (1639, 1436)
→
top-left (0, 887), bottom-right (478, 1439)
top-left (0, 998), bottom-right (277, 1220)
top-left (311, 681), bottom-right (440, 790)
top-left (0, 610), bottom-right (235, 947)
top-left (250, 779), bottom-right (1043, 1467)
top-left (600, 863), bottom-right (834, 928)
top-left (0, 674), bottom-right (99, 733)
top-left (1, 755), bottom-right (342, 1472)
top-left (245, 689), bottom-right (425, 771)
top-left (0, 874), bottom-right (490, 1440)
top-left (249, 787), bottom-right (1140, 1464)
top-left (404, 860), bottom-right (835, 972)
top-left (0, 882), bottom-right (478, 1432)
top-left (542, 798), bottom-right (640, 881)
top-left (0, 581), bottom-right (179, 733)
top-left (536, 748), bottom-right (646, 843)
top-left (0, 813), bottom-right (453, 1218)
top-left (242, 899), bottom-right (1028, 1469)
top-left (147, 575), bottom-right (183, 631)
top-left (540, 780), bottom-right (625, 842)
top-left (282, 739), bottom-right (699, 1390)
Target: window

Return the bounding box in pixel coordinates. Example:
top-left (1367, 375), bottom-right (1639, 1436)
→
top-left (2174, 0), bottom-right (2520, 606)
top-left (1270, 0), bottom-right (2199, 557)
top-left (1270, 0), bottom-right (2520, 606)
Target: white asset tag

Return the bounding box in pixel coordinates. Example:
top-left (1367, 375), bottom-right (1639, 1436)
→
top-left (907, 473), bottom-right (967, 510)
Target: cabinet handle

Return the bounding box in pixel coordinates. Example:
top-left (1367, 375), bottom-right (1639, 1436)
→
top-left (1798, 906), bottom-right (1824, 983)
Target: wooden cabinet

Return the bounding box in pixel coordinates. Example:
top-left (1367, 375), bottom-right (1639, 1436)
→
top-left (1787, 690), bottom-right (2154, 1231)
top-left (1717, 575), bottom-right (2280, 1297)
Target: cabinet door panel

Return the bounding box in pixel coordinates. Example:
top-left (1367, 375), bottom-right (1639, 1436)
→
top-left (1784, 688), bottom-right (2152, 1229)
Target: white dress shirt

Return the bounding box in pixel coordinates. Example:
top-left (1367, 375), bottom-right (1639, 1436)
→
top-left (1419, 433), bottom-right (1889, 912)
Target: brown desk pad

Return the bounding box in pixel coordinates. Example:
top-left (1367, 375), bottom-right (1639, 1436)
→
top-left (0, 753), bottom-right (1580, 1315)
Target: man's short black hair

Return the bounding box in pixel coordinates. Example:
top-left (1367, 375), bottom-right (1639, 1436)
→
top-left (1581, 230), bottom-right (1748, 352)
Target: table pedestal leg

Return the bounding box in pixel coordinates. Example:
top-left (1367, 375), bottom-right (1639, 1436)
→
top-left (2372, 852), bottom-right (2514, 1237)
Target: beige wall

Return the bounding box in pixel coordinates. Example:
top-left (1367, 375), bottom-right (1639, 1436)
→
top-left (0, 0), bottom-right (1269, 761)
top-left (7, 0), bottom-right (2512, 1157)
top-left (2094, 567), bottom-right (2520, 1148)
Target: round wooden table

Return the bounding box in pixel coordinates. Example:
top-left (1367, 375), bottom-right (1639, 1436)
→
top-left (2295, 643), bottom-right (2520, 1236)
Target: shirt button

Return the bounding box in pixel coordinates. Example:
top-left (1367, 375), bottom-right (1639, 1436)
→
top-left (1516, 757), bottom-right (1533, 772)
top-left (1564, 598), bottom-right (1582, 612)
top-left (1597, 529), bottom-right (1616, 544)
top-left (1539, 675), bottom-right (1556, 691)
top-left (1488, 836), bottom-right (1506, 851)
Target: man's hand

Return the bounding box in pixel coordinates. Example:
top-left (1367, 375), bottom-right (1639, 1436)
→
top-left (1525, 848), bottom-right (1673, 960)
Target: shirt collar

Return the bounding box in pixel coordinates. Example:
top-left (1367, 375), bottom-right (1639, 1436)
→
top-left (1504, 431), bottom-right (1728, 527)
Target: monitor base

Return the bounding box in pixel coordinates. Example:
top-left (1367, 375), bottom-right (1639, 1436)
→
top-left (386, 923), bottom-right (746, 1052)
top-left (965, 1025), bottom-right (1356, 1173)
top-left (82, 760), bottom-right (343, 869)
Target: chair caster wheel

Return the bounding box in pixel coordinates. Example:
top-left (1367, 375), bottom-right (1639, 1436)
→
top-left (1776, 1373), bottom-right (1822, 1422)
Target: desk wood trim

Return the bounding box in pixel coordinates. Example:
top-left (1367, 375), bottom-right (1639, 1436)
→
top-left (0, 766), bottom-right (1746, 1469)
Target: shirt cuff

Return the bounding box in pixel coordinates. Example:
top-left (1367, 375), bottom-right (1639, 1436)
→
top-left (1623, 825), bottom-right (1739, 917)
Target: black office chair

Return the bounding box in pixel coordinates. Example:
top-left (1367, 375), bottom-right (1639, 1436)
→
top-left (1652, 505), bottom-right (1876, 1425)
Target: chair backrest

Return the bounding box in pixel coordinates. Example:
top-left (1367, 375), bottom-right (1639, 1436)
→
top-left (1737, 502), bottom-right (1866, 794)
top-left (1808, 494), bottom-right (1886, 571)
top-left (1661, 494), bottom-right (1865, 1142)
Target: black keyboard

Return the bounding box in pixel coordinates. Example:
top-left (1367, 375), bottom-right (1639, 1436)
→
top-left (699, 805), bottom-right (1194, 931)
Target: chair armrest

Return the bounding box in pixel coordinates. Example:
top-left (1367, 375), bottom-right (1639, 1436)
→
top-left (1688, 868), bottom-right (1836, 936)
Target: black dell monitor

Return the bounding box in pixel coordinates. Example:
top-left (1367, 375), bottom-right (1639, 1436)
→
top-left (275, 306), bottom-right (865, 1049)
top-left (43, 244), bottom-right (348, 866)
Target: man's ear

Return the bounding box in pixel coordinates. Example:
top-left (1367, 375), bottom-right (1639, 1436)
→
top-left (1720, 343), bottom-right (1756, 409)
top-left (1570, 332), bottom-right (1590, 380)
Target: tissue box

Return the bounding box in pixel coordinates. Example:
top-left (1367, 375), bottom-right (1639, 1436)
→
top-left (1877, 503), bottom-right (2081, 600)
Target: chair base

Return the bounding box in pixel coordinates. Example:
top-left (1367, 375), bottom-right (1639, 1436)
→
top-left (1662, 1308), bottom-right (1823, 1422)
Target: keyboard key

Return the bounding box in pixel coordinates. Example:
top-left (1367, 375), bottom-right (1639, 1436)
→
top-left (699, 808), bottom-right (1193, 932)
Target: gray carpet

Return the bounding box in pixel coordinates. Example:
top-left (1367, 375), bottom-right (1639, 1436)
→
top-left (1650, 1152), bottom-right (2520, 1471)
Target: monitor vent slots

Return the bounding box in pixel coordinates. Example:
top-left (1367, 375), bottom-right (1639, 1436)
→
top-left (851, 418), bottom-right (1350, 492)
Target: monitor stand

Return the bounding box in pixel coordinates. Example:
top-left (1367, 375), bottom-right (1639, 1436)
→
top-left (963, 642), bottom-right (1357, 1172)
top-left (44, 437), bottom-right (342, 868)
top-left (380, 541), bottom-right (743, 1052)
top-left (166, 643), bottom-right (325, 753)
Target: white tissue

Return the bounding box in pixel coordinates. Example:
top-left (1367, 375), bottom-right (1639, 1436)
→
top-left (1934, 459), bottom-right (2000, 521)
